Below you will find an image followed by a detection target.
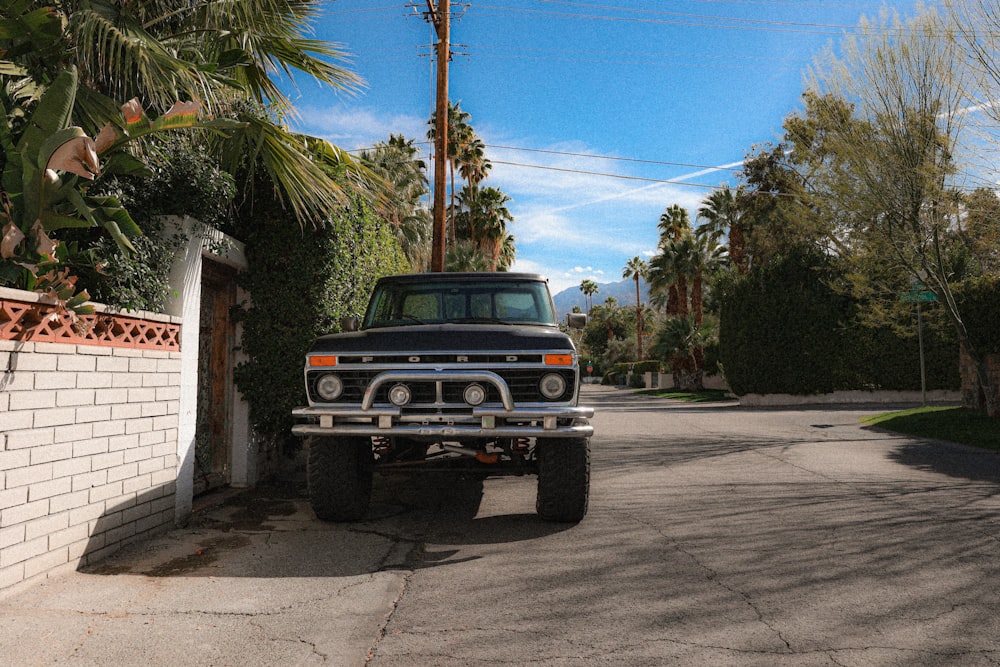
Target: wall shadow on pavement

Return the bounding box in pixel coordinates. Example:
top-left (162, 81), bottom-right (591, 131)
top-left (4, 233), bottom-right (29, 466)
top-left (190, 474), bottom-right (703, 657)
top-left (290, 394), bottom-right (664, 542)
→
top-left (80, 469), bottom-right (574, 581)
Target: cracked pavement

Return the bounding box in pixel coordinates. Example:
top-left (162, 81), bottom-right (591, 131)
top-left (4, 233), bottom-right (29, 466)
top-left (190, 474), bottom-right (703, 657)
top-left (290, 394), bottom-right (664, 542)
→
top-left (1, 385), bottom-right (999, 666)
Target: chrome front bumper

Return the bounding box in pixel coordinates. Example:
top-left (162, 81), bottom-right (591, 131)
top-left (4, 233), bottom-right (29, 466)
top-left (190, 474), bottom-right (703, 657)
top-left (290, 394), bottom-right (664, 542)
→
top-left (291, 404), bottom-right (594, 439)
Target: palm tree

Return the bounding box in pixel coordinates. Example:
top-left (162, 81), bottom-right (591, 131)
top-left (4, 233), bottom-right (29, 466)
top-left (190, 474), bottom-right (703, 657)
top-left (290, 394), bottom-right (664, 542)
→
top-left (458, 136), bottom-right (492, 189)
top-left (453, 185), bottom-right (513, 269)
top-left (622, 256), bottom-right (648, 359)
top-left (653, 205), bottom-right (692, 315)
top-left (697, 185), bottom-right (748, 274)
top-left (495, 233), bottom-right (516, 271)
top-left (445, 241), bottom-right (492, 272)
top-left (579, 279), bottom-right (599, 314)
top-left (6, 0), bottom-right (369, 227)
top-left (658, 204), bottom-right (691, 241)
top-left (650, 231), bottom-right (725, 382)
top-left (686, 234), bottom-right (726, 328)
top-left (359, 135), bottom-right (431, 269)
top-left (648, 238), bottom-right (690, 319)
top-left (651, 316), bottom-right (711, 391)
top-left (428, 100), bottom-right (473, 242)
top-left (469, 187), bottom-right (513, 270)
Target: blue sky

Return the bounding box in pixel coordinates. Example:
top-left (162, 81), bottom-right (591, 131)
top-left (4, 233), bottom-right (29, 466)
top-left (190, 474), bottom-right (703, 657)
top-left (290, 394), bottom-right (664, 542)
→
top-left (284, 0), bottom-right (929, 294)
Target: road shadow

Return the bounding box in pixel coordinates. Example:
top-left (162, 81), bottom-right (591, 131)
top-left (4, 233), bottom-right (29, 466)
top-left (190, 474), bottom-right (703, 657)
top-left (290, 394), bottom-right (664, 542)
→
top-left (81, 464), bottom-right (572, 581)
top-left (881, 435), bottom-right (1000, 484)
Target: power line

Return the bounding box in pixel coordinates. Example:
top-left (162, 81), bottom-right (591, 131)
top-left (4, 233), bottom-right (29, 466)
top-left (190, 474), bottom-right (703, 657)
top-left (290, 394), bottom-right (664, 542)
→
top-left (486, 144), bottom-right (744, 173)
top-left (478, 2), bottom-right (914, 37)
top-left (488, 159), bottom-right (724, 188)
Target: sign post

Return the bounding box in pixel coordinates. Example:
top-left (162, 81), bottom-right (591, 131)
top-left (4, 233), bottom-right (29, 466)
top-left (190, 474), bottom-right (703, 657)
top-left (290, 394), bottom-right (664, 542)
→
top-left (899, 282), bottom-right (939, 406)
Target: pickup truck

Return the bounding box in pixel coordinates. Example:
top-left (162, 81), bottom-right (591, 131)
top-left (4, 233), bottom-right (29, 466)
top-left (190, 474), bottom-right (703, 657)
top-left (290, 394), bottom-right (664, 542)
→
top-left (292, 272), bottom-right (593, 522)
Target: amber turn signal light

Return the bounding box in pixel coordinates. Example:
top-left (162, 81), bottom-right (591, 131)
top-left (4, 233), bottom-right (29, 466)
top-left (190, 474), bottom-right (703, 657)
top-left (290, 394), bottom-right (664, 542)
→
top-left (544, 354), bottom-right (574, 366)
top-left (309, 355), bottom-right (338, 367)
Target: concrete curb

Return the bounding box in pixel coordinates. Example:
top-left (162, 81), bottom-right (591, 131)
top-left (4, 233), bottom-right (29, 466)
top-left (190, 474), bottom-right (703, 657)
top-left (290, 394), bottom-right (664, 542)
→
top-left (738, 389), bottom-right (961, 407)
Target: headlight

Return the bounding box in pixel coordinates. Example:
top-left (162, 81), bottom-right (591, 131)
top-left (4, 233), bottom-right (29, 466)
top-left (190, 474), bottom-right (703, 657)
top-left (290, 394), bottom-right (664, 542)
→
top-left (539, 373), bottom-right (567, 400)
top-left (463, 383), bottom-right (487, 406)
top-left (388, 384), bottom-right (412, 406)
top-left (315, 373), bottom-right (344, 400)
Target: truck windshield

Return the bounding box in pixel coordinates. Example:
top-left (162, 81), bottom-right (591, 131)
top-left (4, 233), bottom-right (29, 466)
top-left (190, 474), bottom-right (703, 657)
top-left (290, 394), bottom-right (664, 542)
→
top-left (364, 279), bottom-right (558, 328)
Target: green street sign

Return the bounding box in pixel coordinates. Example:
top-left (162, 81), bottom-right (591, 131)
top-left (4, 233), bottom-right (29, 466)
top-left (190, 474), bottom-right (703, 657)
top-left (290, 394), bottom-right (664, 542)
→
top-left (900, 289), bottom-right (938, 303)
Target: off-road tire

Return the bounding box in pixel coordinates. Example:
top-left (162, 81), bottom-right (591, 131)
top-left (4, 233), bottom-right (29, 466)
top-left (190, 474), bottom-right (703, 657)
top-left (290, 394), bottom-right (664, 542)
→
top-left (307, 436), bottom-right (373, 522)
top-left (536, 437), bottom-right (590, 522)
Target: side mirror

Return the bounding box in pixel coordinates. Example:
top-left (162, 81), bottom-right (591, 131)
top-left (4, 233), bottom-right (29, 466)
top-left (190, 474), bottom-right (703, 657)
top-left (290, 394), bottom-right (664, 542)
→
top-left (340, 315), bottom-right (360, 332)
top-left (566, 313), bottom-right (587, 330)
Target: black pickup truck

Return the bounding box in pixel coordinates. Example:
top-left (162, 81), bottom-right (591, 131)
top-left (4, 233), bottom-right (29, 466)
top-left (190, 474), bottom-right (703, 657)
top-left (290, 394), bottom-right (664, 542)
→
top-left (292, 272), bottom-right (593, 522)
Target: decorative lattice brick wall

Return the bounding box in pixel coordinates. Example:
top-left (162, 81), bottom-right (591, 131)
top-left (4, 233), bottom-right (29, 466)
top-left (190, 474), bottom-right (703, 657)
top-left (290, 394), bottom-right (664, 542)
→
top-left (0, 290), bottom-right (181, 592)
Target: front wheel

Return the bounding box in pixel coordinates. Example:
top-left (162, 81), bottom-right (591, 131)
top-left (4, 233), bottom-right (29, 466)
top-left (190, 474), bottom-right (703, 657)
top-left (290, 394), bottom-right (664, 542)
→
top-left (307, 436), bottom-right (373, 522)
top-left (536, 437), bottom-right (590, 522)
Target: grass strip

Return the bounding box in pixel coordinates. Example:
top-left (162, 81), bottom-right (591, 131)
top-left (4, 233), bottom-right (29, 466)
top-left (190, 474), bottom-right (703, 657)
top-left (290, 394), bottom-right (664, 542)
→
top-left (860, 406), bottom-right (999, 452)
top-left (636, 388), bottom-right (737, 403)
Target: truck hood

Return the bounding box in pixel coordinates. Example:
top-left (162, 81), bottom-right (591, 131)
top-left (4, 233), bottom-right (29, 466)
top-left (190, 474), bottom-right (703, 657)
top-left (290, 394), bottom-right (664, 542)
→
top-left (309, 324), bottom-right (575, 354)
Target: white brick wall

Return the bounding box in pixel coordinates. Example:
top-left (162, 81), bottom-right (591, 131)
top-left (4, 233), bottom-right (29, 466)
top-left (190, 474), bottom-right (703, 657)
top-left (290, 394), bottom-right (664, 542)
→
top-left (0, 339), bottom-right (179, 592)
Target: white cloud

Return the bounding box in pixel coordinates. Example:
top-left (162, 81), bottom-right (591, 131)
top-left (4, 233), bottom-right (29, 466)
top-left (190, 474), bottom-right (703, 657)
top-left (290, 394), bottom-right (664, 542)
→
top-left (290, 105), bottom-right (428, 151)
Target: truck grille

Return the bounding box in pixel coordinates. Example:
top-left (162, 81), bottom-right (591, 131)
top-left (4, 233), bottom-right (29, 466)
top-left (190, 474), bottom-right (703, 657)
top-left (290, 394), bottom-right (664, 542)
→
top-left (307, 368), bottom-right (575, 404)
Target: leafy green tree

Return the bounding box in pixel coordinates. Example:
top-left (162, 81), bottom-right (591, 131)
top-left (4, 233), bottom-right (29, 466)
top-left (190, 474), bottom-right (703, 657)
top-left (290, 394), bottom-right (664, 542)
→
top-left (78, 136), bottom-right (237, 311)
top-left (957, 187), bottom-right (1000, 277)
top-left (1, 0), bottom-right (368, 228)
top-left (581, 297), bottom-right (633, 361)
top-left (0, 65), bottom-right (236, 312)
top-left (809, 6), bottom-right (997, 415)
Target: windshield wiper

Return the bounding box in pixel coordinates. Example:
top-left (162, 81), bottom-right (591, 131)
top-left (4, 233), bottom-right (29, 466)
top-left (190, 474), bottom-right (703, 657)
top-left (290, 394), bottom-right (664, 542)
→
top-left (453, 317), bottom-right (513, 325)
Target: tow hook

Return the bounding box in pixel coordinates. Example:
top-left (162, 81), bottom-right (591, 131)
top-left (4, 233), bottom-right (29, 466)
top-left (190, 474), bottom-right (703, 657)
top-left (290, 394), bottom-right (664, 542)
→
top-left (441, 444), bottom-right (499, 464)
top-left (475, 450), bottom-right (499, 464)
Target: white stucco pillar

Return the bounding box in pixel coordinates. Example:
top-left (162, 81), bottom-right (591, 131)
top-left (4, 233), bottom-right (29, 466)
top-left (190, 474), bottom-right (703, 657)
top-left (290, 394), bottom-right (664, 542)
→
top-left (164, 216), bottom-right (203, 524)
top-left (164, 216), bottom-right (252, 523)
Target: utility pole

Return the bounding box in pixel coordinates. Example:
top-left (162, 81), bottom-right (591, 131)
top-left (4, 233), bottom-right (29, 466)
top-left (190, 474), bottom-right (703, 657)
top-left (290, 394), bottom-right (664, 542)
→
top-left (427, 0), bottom-right (450, 272)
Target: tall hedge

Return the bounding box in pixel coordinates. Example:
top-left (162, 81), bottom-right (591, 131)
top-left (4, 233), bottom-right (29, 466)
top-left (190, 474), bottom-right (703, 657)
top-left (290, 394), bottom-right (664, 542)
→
top-left (718, 249), bottom-right (849, 395)
top-left (717, 249), bottom-right (962, 396)
top-left (954, 276), bottom-right (1000, 355)
top-left (233, 198), bottom-right (410, 451)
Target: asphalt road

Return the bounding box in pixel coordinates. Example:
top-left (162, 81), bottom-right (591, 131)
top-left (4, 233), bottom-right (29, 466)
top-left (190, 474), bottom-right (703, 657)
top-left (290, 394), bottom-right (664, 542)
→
top-left (2, 385), bottom-right (999, 666)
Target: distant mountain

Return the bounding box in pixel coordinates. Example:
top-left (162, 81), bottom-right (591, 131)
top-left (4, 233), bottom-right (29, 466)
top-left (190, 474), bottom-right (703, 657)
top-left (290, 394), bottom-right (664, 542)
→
top-left (553, 278), bottom-right (650, 321)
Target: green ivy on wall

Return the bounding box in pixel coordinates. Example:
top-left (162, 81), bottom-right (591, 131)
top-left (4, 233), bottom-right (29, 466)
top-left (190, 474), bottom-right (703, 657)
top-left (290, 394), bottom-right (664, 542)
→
top-left (233, 196), bottom-right (410, 451)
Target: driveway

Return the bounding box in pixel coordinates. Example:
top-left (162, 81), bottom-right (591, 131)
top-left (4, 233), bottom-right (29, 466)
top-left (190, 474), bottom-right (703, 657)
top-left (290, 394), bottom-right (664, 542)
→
top-left (1, 385), bottom-right (999, 666)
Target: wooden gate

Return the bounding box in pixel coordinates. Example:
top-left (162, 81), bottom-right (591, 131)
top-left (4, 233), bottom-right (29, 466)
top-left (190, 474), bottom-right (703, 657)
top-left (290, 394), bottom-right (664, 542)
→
top-left (195, 259), bottom-right (238, 493)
